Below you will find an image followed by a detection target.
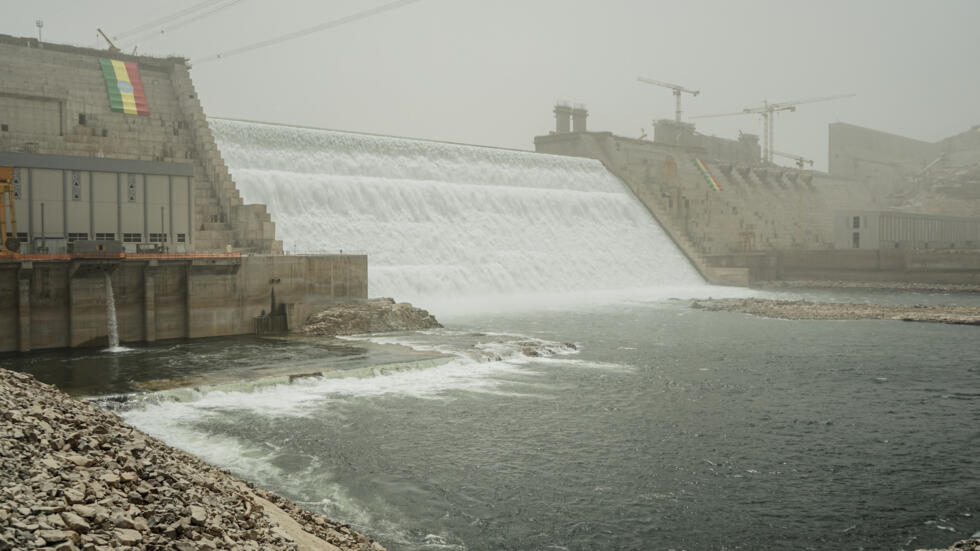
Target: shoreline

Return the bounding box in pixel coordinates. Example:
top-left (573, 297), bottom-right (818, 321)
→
top-left (691, 297), bottom-right (980, 325)
top-left (0, 367), bottom-right (385, 551)
top-left (755, 280), bottom-right (980, 294)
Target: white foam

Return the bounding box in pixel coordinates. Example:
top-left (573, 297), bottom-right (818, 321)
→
top-left (211, 119), bottom-right (715, 314)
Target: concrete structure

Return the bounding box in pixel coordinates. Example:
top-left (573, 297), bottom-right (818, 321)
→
top-left (0, 254), bottom-right (367, 353)
top-left (571, 105), bottom-right (588, 133)
top-left (535, 106), bottom-right (980, 286)
top-left (0, 33), bottom-right (280, 254)
top-left (0, 36), bottom-right (370, 351)
top-left (835, 210), bottom-right (980, 251)
top-left (553, 103), bottom-right (572, 135)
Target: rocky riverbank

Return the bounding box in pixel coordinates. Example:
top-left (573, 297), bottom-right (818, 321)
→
top-left (691, 297), bottom-right (980, 325)
top-left (0, 368), bottom-right (384, 551)
top-left (304, 298), bottom-right (442, 336)
top-left (917, 539), bottom-right (980, 551)
top-left (758, 280), bottom-right (980, 293)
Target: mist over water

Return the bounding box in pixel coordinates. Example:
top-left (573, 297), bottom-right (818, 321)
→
top-left (211, 119), bottom-right (708, 312)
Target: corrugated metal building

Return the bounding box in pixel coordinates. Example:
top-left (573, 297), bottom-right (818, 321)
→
top-left (835, 210), bottom-right (980, 250)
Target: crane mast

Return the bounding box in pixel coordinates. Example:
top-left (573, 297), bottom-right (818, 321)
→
top-left (691, 93), bottom-right (854, 164)
top-left (637, 77), bottom-right (699, 123)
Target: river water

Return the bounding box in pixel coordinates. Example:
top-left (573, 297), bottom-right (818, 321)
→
top-left (6, 295), bottom-right (978, 550)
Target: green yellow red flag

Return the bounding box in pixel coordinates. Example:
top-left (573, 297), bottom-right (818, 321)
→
top-left (98, 58), bottom-right (149, 116)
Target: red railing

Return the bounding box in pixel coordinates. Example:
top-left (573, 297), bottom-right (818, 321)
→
top-left (1, 252), bottom-right (242, 262)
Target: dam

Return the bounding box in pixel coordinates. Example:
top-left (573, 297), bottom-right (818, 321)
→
top-left (211, 118), bottom-right (705, 309)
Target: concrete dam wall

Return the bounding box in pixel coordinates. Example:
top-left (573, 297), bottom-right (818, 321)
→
top-left (211, 119), bottom-right (706, 309)
top-left (0, 254), bottom-right (366, 353)
top-left (0, 36), bottom-right (368, 352)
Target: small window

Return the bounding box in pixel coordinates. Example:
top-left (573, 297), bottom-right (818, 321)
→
top-left (176, 233), bottom-right (186, 243)
top-left (123, 233), bottom-right (142, 243)
top-left (149, 233), bottom-right (168, 243)
top-left (95, 232), bottom-right (116, 241)
top-left (852, 216), bottom-right (860, 229)
top-left (67, 232), bottom-right (89, 243)
top-left (0, 124), bottom-right (7, 132)
top-left (78, 113), bottom-right (86, 126)
top-left (852, 232), bottom-right (860, 248)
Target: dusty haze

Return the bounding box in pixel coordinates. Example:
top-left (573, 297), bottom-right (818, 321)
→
top-left (5, 0), bottom-right (980, 170)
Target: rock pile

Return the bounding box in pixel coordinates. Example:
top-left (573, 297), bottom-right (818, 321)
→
top-left (691, 298), bottom-right (980, 325)
top-left (917, 539), bottom-right (980, 551)
top-left (0, 368), bottom-right (384, 551)
top-left (304, 298), bottom-right (442, 336)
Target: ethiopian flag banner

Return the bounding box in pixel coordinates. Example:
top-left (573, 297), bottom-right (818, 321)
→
top-left (694, 158), bottom-right (722, 191)
top-left (98, 58), bottom-right (149, 116)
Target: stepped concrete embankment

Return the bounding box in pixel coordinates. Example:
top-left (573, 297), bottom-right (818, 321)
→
top-left (0, 367), bottom-right (384, 551)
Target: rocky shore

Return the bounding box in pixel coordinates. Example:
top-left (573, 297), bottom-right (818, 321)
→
top-left (691, 297), bottom-right (980, 325)
top-left (304, 298), bottom-right (442, 336)
top-left (759, 280), bottom-right (980, 293)
top-left (0, 368), bottom-right (384, 551)
top-left (917, 539), bottom-right (980, 551)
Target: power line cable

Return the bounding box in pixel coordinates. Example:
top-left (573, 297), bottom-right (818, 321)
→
top-left (125, 0), bottom-right (248, 46)
top-left (114, 0), bottom-right (223, 40)
top-left (193, 0), bottom-right (422, 64)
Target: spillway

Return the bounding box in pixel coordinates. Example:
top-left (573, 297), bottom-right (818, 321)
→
top-left (211, 119), bottom-right (704, 308)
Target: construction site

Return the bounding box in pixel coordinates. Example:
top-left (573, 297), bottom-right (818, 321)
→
top-left (535, 77), bottom-right (980, 286)
top-left (1, 32), bottom-right (979, 352)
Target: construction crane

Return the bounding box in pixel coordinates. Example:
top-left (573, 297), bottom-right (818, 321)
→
top-left (97, 28), bottom-right (121, 53)
top-left (692, 94), bottom-right (854, 164)
top-left (0, 166), bottom-right (19, 257)
top-left (637, 77), bottom-right (699, 123)
top-left (772, 150), bottom-right (814, 169)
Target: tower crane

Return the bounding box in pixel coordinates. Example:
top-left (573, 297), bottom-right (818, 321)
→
top-left (637, 77), bottom-right (699, 123)
top-left (692, 94), bottom-right (854, 164)
top-left (772, 151), bottom-right (813, 169)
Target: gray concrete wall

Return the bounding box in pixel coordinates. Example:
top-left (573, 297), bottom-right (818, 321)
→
top-left (0, 254), bottom-right (367, 353)
top-left (0, 34), bottom-right (280, 253)
top-left (705, 249), bottom-right (980, 285)
top-left (827, 122), bottom-right (941, 199)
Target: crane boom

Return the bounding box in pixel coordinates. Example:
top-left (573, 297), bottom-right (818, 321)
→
top-left (97, 28), bottom-right (121, 53)
top-left (691, 93), bottom-right (854, 164)
top-left (637, 76), bottom-right (699, 123)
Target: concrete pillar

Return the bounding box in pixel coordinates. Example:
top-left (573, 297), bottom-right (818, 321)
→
top-left (554, 104), bottom-right (572, 134)
top-left (184, 263), bottom-right (193, 339)
top-left (143, 261), bottom-right (156, 343)
top-left (17, 263), bottom-right (32, 352)
top-left (572, 106), bottom-right (588, 133)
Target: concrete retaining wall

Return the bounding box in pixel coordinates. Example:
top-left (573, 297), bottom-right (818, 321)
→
top-left (705, 249), bottom-right (980, 286)
top-left (0, 254), bottom-right (367, 353)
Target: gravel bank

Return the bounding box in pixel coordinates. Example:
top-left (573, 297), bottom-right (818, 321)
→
top-left (691, 298), bottom-right (980, 325)
top-left (0, 368), bottom-right (384, 551)
top-left (917, 539), bottom-right (980, 551)
top-left (758, 280), bottom-right (980, 293)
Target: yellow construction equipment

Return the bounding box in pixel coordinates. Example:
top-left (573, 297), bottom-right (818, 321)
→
top-left (0, 166), bottom-right (19, 257)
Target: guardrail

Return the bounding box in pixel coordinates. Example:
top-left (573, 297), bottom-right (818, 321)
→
top-left (1, 252), bottom-right (242, 262)
top-left (283, 249), bottom-right (368, 256)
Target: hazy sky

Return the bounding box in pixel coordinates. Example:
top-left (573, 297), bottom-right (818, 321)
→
top-left (6, 0), bottom-right (980, 170)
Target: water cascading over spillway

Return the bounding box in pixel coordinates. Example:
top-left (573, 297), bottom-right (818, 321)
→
top-left (211, 119), bottom-right (705, 307)
top-left (104, 271), bottom-right (120, 350)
